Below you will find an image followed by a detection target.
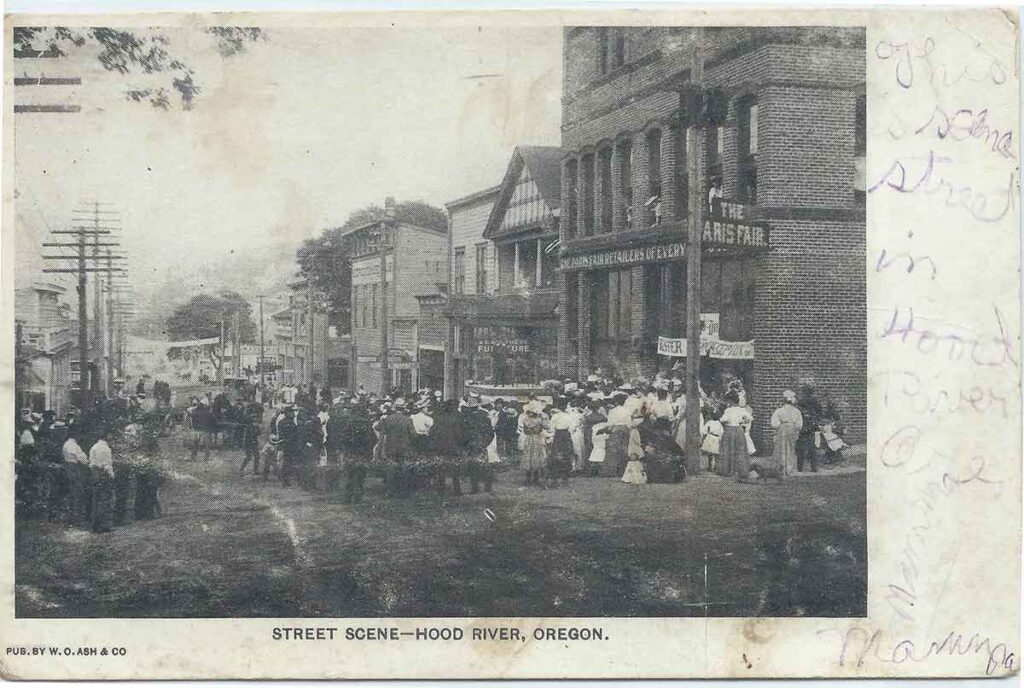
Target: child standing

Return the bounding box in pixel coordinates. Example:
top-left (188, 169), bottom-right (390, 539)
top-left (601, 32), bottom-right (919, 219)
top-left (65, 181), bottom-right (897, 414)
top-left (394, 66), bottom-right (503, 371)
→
top-left (700, 411), bottom-right (724, 473)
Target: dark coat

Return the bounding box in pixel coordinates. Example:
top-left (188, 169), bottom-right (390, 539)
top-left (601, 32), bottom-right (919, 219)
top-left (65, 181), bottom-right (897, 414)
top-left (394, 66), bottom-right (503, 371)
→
top-left (378, 412), bottom-right (416, 461)
top-left (430, 408), bottom-right (463, 458)
top-left (460, 408), bottom-right (494, 457)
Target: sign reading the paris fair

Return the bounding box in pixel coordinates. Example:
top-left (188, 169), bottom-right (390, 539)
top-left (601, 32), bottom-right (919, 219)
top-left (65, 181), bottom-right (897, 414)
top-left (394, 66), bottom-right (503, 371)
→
top-left (704, 198), bottom-right (770, 250)
top-left (560, 241), bottom-right (685, 271)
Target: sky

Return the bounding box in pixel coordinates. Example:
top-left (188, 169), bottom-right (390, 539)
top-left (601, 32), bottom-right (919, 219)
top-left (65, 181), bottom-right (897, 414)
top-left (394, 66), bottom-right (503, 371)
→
top-left (13, 23), bottom-right (563, 323)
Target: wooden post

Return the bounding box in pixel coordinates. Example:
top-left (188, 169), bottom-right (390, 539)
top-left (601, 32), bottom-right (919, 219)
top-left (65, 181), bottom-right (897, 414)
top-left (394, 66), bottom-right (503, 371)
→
top-left (685, 33), bottom-right (706, 476)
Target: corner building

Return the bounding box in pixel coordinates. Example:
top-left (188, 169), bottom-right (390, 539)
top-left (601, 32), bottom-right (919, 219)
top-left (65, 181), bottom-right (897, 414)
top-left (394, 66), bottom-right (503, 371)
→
top-left (557, 26), bottom-right (866, 446)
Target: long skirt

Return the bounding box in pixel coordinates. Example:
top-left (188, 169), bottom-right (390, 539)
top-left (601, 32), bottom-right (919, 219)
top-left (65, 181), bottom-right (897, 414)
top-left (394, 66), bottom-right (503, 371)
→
top-left (549, 429), bottom-right (575, 479)
top-left (773, 423), bottom-right (800, 475)
top-left (621, 459), bottom-right (647, 484)
top-left (718, 426), bottom-right (748, 478)
top-left (601, 426), bottom-right (630, 478)
top-left (521, 434), bottom-right (546, 472)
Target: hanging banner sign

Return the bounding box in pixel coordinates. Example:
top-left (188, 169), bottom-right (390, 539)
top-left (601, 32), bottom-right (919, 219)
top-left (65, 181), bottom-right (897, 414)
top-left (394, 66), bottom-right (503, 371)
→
top-left (560, 242), bottom-right (685, 271)
top-left (658, 336), bottom-right (755, 360)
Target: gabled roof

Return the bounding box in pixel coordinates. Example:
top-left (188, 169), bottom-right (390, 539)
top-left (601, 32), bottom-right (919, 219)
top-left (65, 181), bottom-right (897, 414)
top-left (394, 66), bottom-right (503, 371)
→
top-left (483, 145), bottom-right (566, 241)
top-left (519, 146), bottom-right (565, 209)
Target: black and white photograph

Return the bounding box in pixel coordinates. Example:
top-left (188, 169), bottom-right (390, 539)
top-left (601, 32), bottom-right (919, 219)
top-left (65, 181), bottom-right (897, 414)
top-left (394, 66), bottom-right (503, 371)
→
top-left (11, 22), bottom-right (870, 621)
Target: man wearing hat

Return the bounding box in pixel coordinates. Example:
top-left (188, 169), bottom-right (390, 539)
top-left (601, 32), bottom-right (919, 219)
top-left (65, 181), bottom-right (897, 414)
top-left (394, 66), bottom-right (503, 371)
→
top-left (276, 405), bottom-right (302, 487)
top-left (461, 392), bottom-right (495, 494)
top-left (87, 426), bottom-right (116, 534)
top-left (332, 398), bottom-right (375, 503)
top-left (410, 400), bottom-right (434, 457)
top-left (430, 399), bottom-right (464, 495)
top-left (378, 397), bottom-right (416, 497)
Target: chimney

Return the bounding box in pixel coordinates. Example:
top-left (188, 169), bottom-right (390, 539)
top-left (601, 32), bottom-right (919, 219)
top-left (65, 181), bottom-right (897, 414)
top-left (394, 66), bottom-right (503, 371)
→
top-left (384, 196), bottom-right (396, 219)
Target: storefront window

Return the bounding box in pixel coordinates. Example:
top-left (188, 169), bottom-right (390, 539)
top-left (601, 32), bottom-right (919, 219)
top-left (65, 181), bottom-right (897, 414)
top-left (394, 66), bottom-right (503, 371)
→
top-left (469, 325), bottom-right (558, 384)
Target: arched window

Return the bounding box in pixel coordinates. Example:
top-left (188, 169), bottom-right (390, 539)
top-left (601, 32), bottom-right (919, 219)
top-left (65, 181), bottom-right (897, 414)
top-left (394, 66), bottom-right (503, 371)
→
top-left (620, 139), bottom-right (633, 229)
top-left (581, 152), bottom-right (595, 235)
top-left (564, 158), bottom-right (578, 238)
top-left (646, 128), bottom-right (663, 226)
top-left (598, 146), bottom-right (613, 232)
top-left (737, 96), bottom-right (758, 204)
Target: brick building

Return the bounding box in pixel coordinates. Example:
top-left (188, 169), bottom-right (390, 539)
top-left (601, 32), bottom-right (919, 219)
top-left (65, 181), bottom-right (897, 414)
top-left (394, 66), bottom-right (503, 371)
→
top-left (557, 26), bottom-right (866, 447)
top-left (348, 216), bottom-right (448, 394)
top-left (443, 146), bottom-right (565, 399)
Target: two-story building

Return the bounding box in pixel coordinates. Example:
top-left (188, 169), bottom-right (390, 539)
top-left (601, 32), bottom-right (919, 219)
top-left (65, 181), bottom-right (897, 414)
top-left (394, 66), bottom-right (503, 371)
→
top-left (271, 278), bottom-right (349, 389)
top-left (443, 146), bottom-right (565, 400)
top-left (348, 211), bottom-right (448, 394)
top-left (15, 282), bottom-right (75, 414)
top-left (557, 26), bottom-right (866, 446)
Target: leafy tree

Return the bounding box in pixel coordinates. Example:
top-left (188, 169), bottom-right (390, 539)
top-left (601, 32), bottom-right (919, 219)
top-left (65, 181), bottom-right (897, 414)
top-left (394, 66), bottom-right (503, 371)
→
top-left (164, 291), bottom-right (256, 368)
top-left (12, 26), bottom-right (265, 110)
top-left (296, 200), bottom-right (447, 333)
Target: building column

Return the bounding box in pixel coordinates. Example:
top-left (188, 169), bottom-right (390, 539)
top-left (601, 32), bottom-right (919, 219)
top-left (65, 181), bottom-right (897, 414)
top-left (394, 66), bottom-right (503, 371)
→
top-left (660, 126), bottom-right (678, 221)
top-left (629, 265), bottom-right (651, 377)
top-left (514, 242), bottom-right (521, 288)
top-left (536, 237), bottom-right (543, 287)
top-left (611, 140), bottom-right (626, 232)
top-left (577, 271), bottom-right (592, 379)
top-left (633, 134), bottom-right (650, 228)
top-left (576, 153), bottom-right (587, 238)
top-left (560, 158), bottom-right (573, 241)
top-left (660, 264), bottom-right (672, 336)
top-left (557, 273), bottom-right (571, 377)
top-left (593, 149), bottom-right (605, 234)
top-left (443, 319), bottom-right (456, 400)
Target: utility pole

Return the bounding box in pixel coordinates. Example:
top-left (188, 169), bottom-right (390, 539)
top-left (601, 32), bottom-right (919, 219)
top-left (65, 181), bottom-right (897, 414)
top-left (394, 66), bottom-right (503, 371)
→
top-left (41, 237), bottom-right (125, 410)
top-left (258, 295), bottom-right (266, 395)
top-left (378, 197), bottom-right (395, 395)
top-left (684, 33), bottom-right (706, 476)
top-left (104, 249), bottom-right (115, 396)
top-left (41, 204), bottom-right (124, 411)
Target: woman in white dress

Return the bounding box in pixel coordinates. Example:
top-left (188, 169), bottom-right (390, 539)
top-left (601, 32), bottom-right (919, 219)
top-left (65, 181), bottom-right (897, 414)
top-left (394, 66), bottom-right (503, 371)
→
top-left (620, 411), bottom-right (647, 485)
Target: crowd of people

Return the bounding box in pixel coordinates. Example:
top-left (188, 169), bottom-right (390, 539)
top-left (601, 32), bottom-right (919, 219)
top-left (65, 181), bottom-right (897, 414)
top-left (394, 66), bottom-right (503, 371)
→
top-left (15, 371), bottom-right (851, 533)
top-left (15, 399), bottom-right (167, 534)
top-left (243, 372), bottom-right (848, 500)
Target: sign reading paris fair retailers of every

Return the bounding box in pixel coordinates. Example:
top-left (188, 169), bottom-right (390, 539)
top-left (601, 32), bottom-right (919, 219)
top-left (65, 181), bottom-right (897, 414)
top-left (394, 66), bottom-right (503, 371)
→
top-left (559, 200), bottom-right (768, 271)
top-left (560, 242), bottom-right (686, 271)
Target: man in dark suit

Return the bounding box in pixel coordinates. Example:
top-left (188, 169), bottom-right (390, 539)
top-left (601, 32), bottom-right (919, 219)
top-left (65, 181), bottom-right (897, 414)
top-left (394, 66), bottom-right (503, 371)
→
top-left (461, 393), bottom-right (495, 494)
top-left (378, 398), bottom-right (416, 497)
